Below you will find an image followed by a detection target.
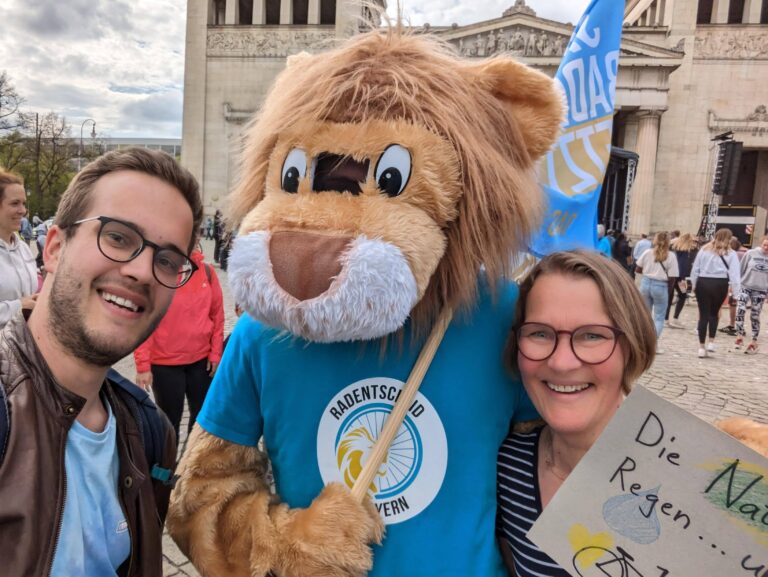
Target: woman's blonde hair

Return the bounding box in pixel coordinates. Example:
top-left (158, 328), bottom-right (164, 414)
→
top-left (652, 231), bottom-right (670, 263)
top-left (505, 250), bottom-right (656, 394)
top-left (703, 228), bottom-right (732, 256)
top-left (671, 232), bottom-right (696, 252)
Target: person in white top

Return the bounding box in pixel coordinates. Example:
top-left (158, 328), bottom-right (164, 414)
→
top-left (690, 228), bottom-right (741, 358)
top-left (0, 169), bottom-right (38, 328)
top-left (635, 231), bottom-right (679, 352)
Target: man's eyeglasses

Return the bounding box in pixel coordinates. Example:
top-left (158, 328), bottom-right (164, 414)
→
top-left (516, 322), bottom-right (624, 365)
top-left (69, 216), bottom-right (197, 289)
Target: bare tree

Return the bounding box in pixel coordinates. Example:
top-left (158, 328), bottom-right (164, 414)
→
top-left (1, 112), bottom-right (78, 216)
top-left (28, 112), bottom-right (77, 214)
top-left (0, 72), bottom-right (24, 132)
top-left (0, 130), bottom-right (32, 171)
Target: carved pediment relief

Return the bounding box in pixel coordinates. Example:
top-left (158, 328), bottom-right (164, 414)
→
top-left (503, 0), bottom-right (536, 18)
top-left (436, 13), bottom-right (683, 60)
top-left (747, 105), bottom-right (768, 122)
top-left (207, 28), bottom-right (335, 58)
top-left (695, 29), bottom-right (768, 60)
top-left (449, 25), bottom-right (567, 58)
top-left (708, 106), bottom-right (768, 136)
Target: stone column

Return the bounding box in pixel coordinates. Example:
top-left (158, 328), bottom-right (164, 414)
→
top-left (662, 0), bottom-right (674, 26)
top-left (308, 0), bottom-right (321, 24)
top-left (712, 0), bottom-right (730, 23)
top-left (628, 108), bottom-right (665, 236)
top-left (182, 0), bottom-right (209, 202)
top-left (225, 0), bottom-right (239, 24)
top-left (622, 114), bottom-right (640, 154)
top-left (745, 0), bottom-right (762, 23)
top-left (652, 0), bottom-right (662, 26)
top-left (253, 0), bottom-right (266, 24)
top-left (280, 0), bottom-right (293, 24)
top-left (336, 0), bottom-right (357, 37)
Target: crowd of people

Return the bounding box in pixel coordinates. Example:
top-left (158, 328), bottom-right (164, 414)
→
top-left (597, 225), bottom-right (768, 358)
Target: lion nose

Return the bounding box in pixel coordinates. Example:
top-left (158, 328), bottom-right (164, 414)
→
top-left (269, 231), bottom-right (352, 301)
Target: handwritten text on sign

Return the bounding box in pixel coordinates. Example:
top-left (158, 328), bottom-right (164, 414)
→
top-left (528, 386), bottom-right (768, 577)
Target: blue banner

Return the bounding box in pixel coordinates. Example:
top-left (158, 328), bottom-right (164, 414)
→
top-left (529, 0), bottom-right (624, 257)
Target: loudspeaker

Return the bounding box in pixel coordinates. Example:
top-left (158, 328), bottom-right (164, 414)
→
top-left (712, 141), bottom-right (743, 196)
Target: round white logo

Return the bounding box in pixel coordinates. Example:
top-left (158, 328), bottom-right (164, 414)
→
top-left (317, 377), bottom-right (448, 524)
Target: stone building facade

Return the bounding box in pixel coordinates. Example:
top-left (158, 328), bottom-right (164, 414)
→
top-left (182, 0), bottom-right (768, 242)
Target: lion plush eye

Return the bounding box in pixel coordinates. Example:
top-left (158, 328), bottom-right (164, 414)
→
top-left (281, 148), bottom-right (307, 193)
top-left (374, 145), bottom-right (411, 198)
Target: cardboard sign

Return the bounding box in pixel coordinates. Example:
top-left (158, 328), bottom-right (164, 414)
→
top-left (528, 385), bottom-right (768, 577)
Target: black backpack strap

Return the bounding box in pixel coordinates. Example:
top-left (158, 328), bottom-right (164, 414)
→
top-left (659, 261), bottom-right (669, 278)
top-left (107, 369), bottom-right (176, 486)
top-left (0, 377), bottom-right (8, 467)
top-left (719, 254), bottom-right (730, 274)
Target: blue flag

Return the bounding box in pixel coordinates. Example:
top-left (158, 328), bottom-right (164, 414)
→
top-left (529, 0), bottom-right (624, 257)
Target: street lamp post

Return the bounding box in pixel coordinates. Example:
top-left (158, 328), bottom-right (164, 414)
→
top-left (78, 119), bottom-right (97, 172)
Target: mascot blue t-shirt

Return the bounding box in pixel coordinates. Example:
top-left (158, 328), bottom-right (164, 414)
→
top-left (198, 283), bottom-right (537, 577)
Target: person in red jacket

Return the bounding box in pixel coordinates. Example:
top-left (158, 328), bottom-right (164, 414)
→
top-left (134, 248), bottom-right (224, 440)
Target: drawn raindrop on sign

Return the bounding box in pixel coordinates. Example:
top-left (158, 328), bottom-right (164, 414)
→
top-left (602, 486), bottom-right (662, 544)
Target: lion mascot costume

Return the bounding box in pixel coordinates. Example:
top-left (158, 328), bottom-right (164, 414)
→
top-left (168, 28), bottom-right (563, 577)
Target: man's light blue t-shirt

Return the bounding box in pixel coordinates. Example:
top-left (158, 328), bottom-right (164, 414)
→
top-left (198, 283), bottom-right (537, 577)
top-left (51, 402), bottom-right (131, 577)
top-left (633, 238), bottom-right (652, 260)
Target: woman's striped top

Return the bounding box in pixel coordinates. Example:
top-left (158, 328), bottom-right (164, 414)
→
top-left (496, 428), bottom-right (570, 577)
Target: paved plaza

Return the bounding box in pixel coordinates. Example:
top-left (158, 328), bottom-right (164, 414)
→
top-left (110, 241), bottom-right (767, 576)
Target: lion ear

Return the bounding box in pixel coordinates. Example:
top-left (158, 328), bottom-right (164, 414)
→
top-left (463, 58), bottom-right (564, 160)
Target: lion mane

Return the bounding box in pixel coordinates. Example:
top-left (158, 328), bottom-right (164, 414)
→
top-left (227, 28), bottom-right (563, 338)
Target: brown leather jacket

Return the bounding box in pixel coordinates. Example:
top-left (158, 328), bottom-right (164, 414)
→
top-left (0, 314), bottom-right (177, 577)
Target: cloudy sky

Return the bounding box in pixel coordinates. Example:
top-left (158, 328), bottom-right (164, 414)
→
top-left (0, 0), bottom-right (590, 139)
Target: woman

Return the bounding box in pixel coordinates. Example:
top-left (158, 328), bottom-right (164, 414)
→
top-left (635, 231), bottom-right (678, 352)
top-left (734, 235), bottom-right (768, 354)
top-left (666, 232), bottom-right (697, 327)
top-left (690, 228), bottom-right (741, 358)
top-left (0, 170), bottom-right (37, 328)
top-left (134, 247), bottom-right (225, 441)
top-left (497, 251), bottom-right (656, 577)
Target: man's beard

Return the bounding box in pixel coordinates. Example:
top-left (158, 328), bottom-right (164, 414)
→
top-left (48, 266), bottom-right (164, 367)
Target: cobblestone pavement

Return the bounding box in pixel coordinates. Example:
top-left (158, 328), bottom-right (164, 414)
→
top-left (113, 241), bottom-right (767, 576)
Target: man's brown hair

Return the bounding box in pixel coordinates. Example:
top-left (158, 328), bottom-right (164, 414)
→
top-left (505, 250), bottom-right (657, 394)
top-left (55, 147), bottom-right (203, 252)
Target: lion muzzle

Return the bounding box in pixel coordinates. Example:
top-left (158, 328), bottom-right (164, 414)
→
top-left (229, 231), bottom-right (418, 341)
top-left (269, 230), bottom-right (352, 301)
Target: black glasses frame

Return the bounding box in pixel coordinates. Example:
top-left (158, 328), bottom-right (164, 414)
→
top-left (516, 322), bottom-right (624, 365)
top-left (69, 216), bottom-right (197, 288)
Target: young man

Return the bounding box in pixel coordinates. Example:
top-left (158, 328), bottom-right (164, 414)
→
top-left (0, 148), bottom-right (202, 577)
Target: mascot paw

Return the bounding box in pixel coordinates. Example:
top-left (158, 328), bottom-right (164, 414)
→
top-left (276, 483), bottom-right (384, 577)
top-left (717, 416), bottom-right (768, 458)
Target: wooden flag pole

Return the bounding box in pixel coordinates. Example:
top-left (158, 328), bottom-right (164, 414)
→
top-left (351, 308), bottom-right (453, 502)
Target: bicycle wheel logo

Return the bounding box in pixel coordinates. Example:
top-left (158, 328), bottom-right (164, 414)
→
top-left (336, 404), bottom-right (423, 498)
top-left (317, 378), bottom-right (448, 525)
top-left (573, 545), bottom-right (667, 577)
